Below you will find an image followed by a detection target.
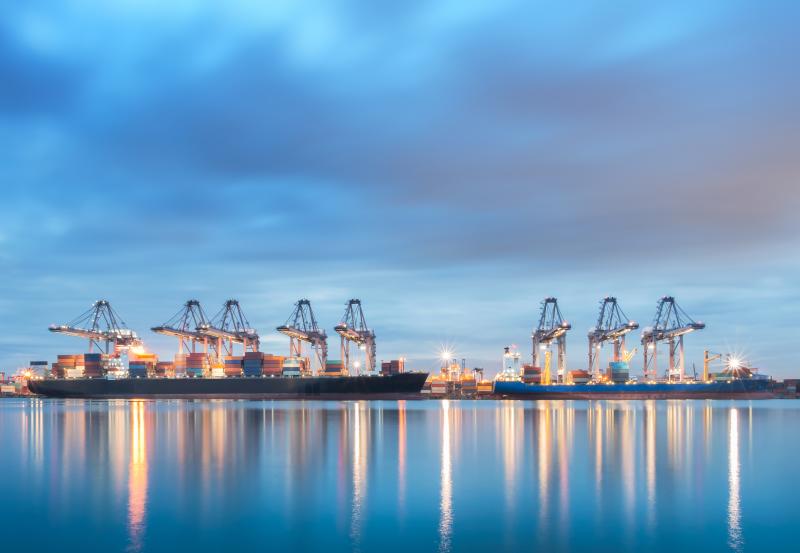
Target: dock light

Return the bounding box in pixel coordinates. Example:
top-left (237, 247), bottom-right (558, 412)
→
top-left (354, 361), bottom-right (361, 369)
top-left (728, 356), bottom-right (742, 370)
top-left (440, 349), bottom-right (453, 362)
top-left (539, 344), bottom-right (547, 350)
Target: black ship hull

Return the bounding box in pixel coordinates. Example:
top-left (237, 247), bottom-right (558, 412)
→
top-left (28, 372), bottom-right (429, 399)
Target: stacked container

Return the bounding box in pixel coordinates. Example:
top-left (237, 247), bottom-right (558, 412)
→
top-left (522, 364), bottom-right (541, 384)
top-left (430, 379), bottom-right (449, 396)
top-left (568, 369), bottom-right (591, 384)
top-left (104, 356), bottom-right (127, 378)
top-left (54, 354), bottom-right (79, 378)
top-left (323, 360), bottom-right (345, 376)
top-left (261, 355), bottom-right (284, 376)
top-left (129, 353), bottom-right (158, 378)
top-left (83, 353), bottom-right (104, 378)
top-left (460, 375), bottom-right (478, 396)
top-left (380, 359), bottom-right (405, 376)
top-left (223, 356), bottom-right (243, 377)
top-left (186, 353), bottom-right (209, 378)
top-left (155, 361), bottom-right (173, 378)
top-left (173, 354), bottom-right (188, 377)
top-left (607, 361), bottom-right (629, 383)
top-left (243, 352), bottom-right (265, 377)
top-left (282, 357), bottom-right (304, 377)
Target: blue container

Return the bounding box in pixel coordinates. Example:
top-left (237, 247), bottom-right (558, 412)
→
top-left (84, 353), bottom-right (103, 361)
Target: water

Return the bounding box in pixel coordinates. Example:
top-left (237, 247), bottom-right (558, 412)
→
top-left (0, 399), bottom-right (797, 552)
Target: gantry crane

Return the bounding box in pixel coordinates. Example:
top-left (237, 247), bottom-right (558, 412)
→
top-left (151, 300), bottom-right (215, 356)
top-left (334, 299), bottom-right (375, 375)
top-left (197, 299), bottom-right (260, 360)
top-left (532, 297), bottom-right (571, 383)
top-left (641, 296), bottom-right (705, 381)
top-left (49, 300), bottom-right (142, 353)
top-left (588, 297), bottom-right (639, 381)
top-left (276, 299), bottom-right (327, 375)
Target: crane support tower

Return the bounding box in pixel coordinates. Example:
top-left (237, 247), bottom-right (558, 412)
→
top-left (335, 299), bottom-right (376, 376)
top-left (588, 297), bottom-right (639, 381)
top-left (277, 299), bottom-right (328, 375)
top-left (532, 297), bottom-right (571, 384)
top-left (152, 300), bottom-right (214, 355)
top-left (49, 300), bottom-right (142, 353)
top-left (641, 296), bottom-right (705, 381)
top-left (198, 299), bottom-right (260, 360)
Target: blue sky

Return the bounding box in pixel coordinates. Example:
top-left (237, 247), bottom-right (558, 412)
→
top-left (1, 1), bottom-right (799, 377)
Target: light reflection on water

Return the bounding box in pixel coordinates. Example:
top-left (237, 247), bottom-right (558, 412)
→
top-left (0, 399), bottom-right (797, 553)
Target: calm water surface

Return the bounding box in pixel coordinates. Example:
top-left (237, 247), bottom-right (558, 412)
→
top-left (0, 399), bottom-right (797, 552)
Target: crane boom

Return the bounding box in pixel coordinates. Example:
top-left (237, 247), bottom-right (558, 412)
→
top-left (532, 297), bottom-right (571, 383)
top-left (334, 299), bottom-right (376, 375)
top-left (641, 296), bottom-right (705, 381)
top-left (48, 300), bottom-right (141, 353)
top-left (197, 299), bottom-right (259, 360)
top-left (276, 299), bottom-right (328, 375)
top-left (587, 297), bottom-right (639, 380)
top-left (151, 299), bottom-right (213, 355)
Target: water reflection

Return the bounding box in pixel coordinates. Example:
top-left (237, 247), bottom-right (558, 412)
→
top-left (728, 408), bottom-right (742, 552)
top-left (4, 399), bottom-right (788, 552)
top-left (128, 401), bottom-right (148, 552)
top-left (351, 402), bottom-right (368, 551)
top-left (439, 400), bottom-right (453, 553)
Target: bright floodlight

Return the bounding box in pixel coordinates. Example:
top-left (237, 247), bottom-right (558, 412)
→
top-left (728, 356), bottom-right (742, 370)
top-left (440, 349), bottom-right (453, 362)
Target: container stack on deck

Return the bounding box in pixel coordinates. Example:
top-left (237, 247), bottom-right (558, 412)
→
top-left (262, 355), bottom-right (284, 376)
top-left (380, 359), bottom-right (405, 376)
top-left (243, 352), bottom-right (264, 377)
top-left (154, 361), bottom-right (173, 377)
top-left (223, 356), bottom-right (243, 377)
top-left (607, 361), bottom-right (629, 383)
top-left (281, 357), bottom-right (305, 377)
top-left (569, 369), bottom-right (591, 384)
top-left (173, 354), bottom-right (187, 377)
top-left (129, 353), bottom-right (157, 378)
top-left (323, 360), bottom-right (345, 376)
top-left (52, 354), bottom-right (76, 378)
top-left (522, 364), bottom-right (541, 384)
top-left (186, 353), bottom-right (209, 378)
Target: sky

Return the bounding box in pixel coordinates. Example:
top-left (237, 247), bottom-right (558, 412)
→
top-left (1, 1), bottom-right (799, 377)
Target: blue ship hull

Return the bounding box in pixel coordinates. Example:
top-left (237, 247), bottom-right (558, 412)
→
top-left (494, 378), bottom-right (772, 399)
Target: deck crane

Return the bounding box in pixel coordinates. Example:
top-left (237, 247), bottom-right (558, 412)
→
top-left (641, 296), bottom-right (705, 381)
top-left (197, 299), bottom-right (260, 361)
top-left (532, 297), bottom-right (571, 384)
top-left (334, 299), bottom-right (376, 375)
top-left (48, 300), bottom-right (142, 353)
top-left (276, 299), bottom-right (328, 375)
top-left (151, 300), bottom-right (214, 355)
top-left (588, 297), bottom-right (639, 381)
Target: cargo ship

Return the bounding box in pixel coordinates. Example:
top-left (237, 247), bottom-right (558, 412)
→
top-left (28, 372), bottom-right (429, 399)
top-left (492, 345), bottom-right (773, 399)
top-left (493, 378), bottom-right (772, 399)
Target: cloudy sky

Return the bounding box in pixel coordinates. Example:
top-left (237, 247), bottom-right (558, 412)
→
top-left (2, 1), bottom-right (799, 377)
